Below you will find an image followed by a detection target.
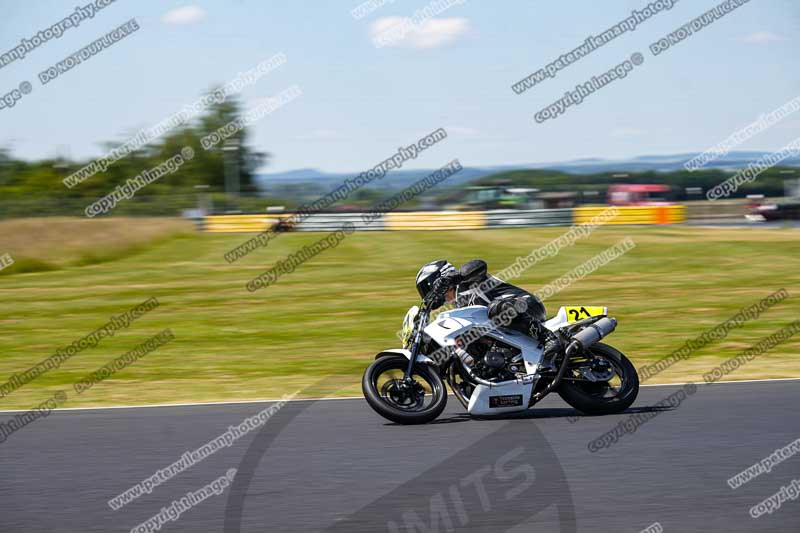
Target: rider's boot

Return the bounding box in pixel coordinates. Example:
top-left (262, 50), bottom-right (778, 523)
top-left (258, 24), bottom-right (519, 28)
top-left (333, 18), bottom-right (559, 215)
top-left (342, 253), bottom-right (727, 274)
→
top-left (531, 324), bottom-right (562, 372)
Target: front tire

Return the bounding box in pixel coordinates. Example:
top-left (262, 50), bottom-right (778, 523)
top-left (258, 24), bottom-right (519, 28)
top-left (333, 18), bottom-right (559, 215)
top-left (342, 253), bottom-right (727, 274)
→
top-left (362, 355), bottom-right (447, 424)
top-left (557, 342), bottom-right (638, 415)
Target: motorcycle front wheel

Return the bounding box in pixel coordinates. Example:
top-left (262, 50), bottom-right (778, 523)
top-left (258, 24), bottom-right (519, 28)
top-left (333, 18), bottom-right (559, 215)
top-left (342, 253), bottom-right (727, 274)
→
top-left (362, 355), bottom-right (447, 424)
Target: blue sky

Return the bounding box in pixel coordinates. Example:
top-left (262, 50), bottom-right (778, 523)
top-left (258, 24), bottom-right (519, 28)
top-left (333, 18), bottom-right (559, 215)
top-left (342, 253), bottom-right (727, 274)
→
top-left (0, 0), bottom-right (798, 173)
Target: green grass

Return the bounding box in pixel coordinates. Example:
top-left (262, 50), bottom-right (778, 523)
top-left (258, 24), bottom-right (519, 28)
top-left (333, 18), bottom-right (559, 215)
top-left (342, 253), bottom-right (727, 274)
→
top-left (1, 224), bottom-right (799, 409)
top-left (0, 216), bottom-right (194, 274)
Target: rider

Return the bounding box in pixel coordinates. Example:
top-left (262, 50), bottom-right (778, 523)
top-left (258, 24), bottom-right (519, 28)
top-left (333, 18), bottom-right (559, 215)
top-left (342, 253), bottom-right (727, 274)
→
top-left (416, 259), bottom-right (562, 369)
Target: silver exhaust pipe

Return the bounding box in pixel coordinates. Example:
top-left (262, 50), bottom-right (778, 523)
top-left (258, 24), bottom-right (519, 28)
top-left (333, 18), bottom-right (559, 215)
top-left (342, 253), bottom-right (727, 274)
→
top-left (531, 317), bottom-right (617, 405)
top-left (570, 317), bottom-right (617, 352)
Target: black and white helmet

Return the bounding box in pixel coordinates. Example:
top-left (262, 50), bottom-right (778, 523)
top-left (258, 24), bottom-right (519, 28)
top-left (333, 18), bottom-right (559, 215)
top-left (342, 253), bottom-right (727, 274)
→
top-left (415, 260), bottom-right (455, 300)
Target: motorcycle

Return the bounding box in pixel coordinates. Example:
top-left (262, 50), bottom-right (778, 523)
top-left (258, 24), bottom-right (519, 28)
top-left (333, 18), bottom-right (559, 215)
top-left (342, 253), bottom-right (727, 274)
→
top-left (362, 293), bottom-right (639, 424)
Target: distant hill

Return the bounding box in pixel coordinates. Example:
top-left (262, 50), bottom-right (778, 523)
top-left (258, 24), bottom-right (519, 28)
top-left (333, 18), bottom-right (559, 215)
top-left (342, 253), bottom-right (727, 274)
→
top-left (255, 151), bottom-right (800, 193)
top-left (529, 151), bottom-right (800, 174)
top-left (255, 166), bottom-right (499, 192)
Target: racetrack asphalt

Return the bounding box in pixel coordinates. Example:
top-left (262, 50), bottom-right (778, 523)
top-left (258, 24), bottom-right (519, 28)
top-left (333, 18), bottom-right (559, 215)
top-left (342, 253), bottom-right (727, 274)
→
top-left (2, 379), bottom-right (799, 532)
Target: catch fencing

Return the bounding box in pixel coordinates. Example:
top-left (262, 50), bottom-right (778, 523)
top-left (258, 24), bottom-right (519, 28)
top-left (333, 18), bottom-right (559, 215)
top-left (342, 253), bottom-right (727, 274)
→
top-left (486, 208), bottom-right (573, 228)
top-left (203, 213), bottom-right (384, 232)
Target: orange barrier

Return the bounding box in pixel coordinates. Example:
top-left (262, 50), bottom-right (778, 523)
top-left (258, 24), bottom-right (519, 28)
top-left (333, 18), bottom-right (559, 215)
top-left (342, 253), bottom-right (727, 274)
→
top-left (202, 206), bottom-right (687, 233)
top-left (573, 205), bottom-right (685, 225)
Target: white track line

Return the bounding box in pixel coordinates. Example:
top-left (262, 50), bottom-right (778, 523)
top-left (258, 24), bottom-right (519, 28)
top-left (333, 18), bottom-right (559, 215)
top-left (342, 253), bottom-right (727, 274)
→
top-left (0, 377), bottom-right (798, 414)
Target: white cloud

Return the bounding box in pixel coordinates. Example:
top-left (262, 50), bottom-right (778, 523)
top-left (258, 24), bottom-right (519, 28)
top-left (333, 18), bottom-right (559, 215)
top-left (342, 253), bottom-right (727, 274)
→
top-left (370, 17), bottom-right (469, 49)
top-left (741, 31), bottom-right (784, 44)
top-left (611, 128), bottom-right (646, 138)
top-left (162, 6), bottom-right (207, 26)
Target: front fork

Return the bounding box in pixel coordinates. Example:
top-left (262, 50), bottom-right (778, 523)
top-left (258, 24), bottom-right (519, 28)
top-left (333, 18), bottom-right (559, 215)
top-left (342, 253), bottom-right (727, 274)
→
top-left (403, 308), bottom-right (430, 382)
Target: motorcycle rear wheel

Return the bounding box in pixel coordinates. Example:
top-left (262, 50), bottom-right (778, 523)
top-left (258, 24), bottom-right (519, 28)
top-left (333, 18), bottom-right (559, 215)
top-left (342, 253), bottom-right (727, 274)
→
top-left (362, 355), bottom-right (447, 424)
top-left (557, 342), bottom-right (639, 415)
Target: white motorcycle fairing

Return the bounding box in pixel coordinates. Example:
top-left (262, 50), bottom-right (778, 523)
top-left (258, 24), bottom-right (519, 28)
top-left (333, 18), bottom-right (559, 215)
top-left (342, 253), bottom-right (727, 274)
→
top-left (424, 306), bottom-right (545, 416)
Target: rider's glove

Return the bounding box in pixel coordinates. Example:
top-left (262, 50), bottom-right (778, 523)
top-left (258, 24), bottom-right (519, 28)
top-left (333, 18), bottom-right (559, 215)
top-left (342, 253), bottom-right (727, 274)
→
top-left (427, 276), bottom-right (453, 309)
top-left (441, 270), bottom-right (463, 285)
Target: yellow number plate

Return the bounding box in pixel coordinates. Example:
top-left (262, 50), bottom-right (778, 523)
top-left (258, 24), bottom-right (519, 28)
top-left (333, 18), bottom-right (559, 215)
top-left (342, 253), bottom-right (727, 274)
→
top-left (565, 306), bottom-right (607, 323)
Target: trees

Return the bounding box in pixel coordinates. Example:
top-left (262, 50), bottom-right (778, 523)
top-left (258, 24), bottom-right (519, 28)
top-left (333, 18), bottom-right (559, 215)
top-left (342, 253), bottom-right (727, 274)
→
top-left (0, 91), bottom-right (271, 218)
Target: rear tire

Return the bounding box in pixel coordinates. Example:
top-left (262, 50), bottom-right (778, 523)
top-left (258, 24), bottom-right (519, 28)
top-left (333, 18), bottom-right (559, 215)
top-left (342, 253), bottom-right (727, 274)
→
top-left (362, 355), bottom-right (447, 425)
top-left (557, 343), bottom-right (638, 415)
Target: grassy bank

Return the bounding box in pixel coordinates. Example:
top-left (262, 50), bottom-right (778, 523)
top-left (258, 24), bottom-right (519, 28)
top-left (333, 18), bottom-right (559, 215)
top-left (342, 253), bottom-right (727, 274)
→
top-left (1, 223), bottom-right (798, 409)
top-left (0, 217), bottom-right (195, 274)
